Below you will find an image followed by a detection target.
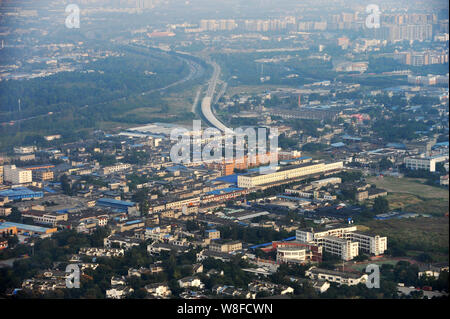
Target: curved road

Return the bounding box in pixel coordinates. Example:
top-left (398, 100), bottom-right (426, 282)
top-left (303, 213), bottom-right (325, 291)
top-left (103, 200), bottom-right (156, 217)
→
top-left (200, 59), bottom-right (232, 134)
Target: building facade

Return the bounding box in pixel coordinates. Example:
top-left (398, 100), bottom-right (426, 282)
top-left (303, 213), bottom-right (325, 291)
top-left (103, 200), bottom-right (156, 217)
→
top-left (296, 226), bottom-right (387, 261)
top-left (237, 162), bottom-right (343, 188)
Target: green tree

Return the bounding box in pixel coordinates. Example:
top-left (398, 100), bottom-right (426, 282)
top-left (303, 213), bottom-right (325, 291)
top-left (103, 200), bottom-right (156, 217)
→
top-left (373, 197), bottom-right (389, 214)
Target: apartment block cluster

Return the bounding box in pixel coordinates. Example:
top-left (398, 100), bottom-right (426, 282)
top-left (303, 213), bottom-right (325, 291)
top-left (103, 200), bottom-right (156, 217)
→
top-left (296, 226), bottom-right (387, 261)
top-left (188, 13), bottom-right (449, 43)
top-left (392, 50), bottom-right (449, 67)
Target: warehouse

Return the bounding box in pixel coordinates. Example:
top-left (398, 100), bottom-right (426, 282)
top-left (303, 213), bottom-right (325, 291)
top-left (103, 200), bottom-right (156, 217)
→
top-left (96, 198), bottom-right (137, 214)
top-left (0, 187), bottom-right (44, 201)
top-left (0, 221), bottom-right (57, 236)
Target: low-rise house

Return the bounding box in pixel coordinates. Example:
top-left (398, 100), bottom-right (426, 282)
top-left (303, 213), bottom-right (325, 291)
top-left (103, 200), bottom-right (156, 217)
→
top-left (178, 276), bottom-right (205, 289)
top-left (418, 263), bottom-right (449, 278)
top-left (0, 240), bottom-right (8, 250)
top-left (106, 285), bottom-right (134, 299)
top-left (289, 276), bottom-right (330, 293)
top-left (212, 285), bottom-right (247, 298)
top-left (104, 235), bottom-right (142, 250)
top-left (248, 280), bottom-right (293, 295)
top-left (196, 249), bottom-right (233, 262)
top-left (305, 267), bottom-right (368, 286)
top-left (179, 290), bottom-right (208, 299)
top-left (147, 242), bottom-right (190, 255)
top-left (78, 247), bottom-right (124, 258)
top-left (111, 276), bottom-right (127, 286)
top-left (193, 263), bottom-right (204, 274)
top-left (144, 283), bottom-right (171, 298)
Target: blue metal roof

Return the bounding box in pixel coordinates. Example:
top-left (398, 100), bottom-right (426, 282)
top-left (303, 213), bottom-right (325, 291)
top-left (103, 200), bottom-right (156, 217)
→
top-left (0, 187), bottom-right (44, 199)
top-left (0, 222), bottom-right (53, 233)
top-left (331, 142), bottom-right (345, 147)
top-left (43, 187), bottom-right (56, 193)
top-left (278, 195), bottom-right (311, 202)
top-left (125, 219), bottom-right (142, 225)
top-left (433, 141), bottom-right (449, 148)
top-left (206, 187), bottom-right (244, 195)
top-left (97, 198), bottom-right (135, 207)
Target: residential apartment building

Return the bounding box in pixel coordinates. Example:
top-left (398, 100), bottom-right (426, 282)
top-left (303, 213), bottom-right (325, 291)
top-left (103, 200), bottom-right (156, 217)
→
top-left (3, 165), bottom-right (32, 184)
top-left (102, 163), bottom-right (132, 175)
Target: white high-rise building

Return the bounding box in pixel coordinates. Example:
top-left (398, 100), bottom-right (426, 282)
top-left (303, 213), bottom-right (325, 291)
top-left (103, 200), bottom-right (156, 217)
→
top-left (296, 226), bottom-right (387, 261)
top-left (3, 165), bottom-right (32, 184)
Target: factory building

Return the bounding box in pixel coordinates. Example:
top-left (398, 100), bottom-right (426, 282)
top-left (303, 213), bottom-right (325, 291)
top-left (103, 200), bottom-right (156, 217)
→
top-left (237, 161), bottom-right (343, 188)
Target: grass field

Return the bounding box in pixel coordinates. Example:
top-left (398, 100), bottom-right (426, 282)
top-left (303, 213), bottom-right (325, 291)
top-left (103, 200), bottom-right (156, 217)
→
top-left (362, 217), bottom-right (449, 262)
top-left (366, 176), bottom-right (449, 216)
top-left (366, 176), bottom-right (449, 199)
top-left (350, 259), bottom-right (400, 272)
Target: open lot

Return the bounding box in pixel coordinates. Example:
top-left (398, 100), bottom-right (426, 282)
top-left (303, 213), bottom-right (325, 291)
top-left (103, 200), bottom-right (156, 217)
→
top-left (362, 217), bottom-right (449, 262)
top-left (366, 176), bottom-right (448, 200)
top-left (366, 176), bottom-right (449, 216)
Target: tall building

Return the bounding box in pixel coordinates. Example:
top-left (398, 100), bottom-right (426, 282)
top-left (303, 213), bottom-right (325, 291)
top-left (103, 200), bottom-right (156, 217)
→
top-left (382, 24), bottom-right (433, 42)
top-left (3, 165), bottom-right (32, 184)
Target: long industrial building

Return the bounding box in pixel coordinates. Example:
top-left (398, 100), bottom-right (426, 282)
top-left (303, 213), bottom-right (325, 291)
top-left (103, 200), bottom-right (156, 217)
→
top-left (237, 161), bottom-right (343, 188)
top-left (296, 226), bottom-right (387, 261)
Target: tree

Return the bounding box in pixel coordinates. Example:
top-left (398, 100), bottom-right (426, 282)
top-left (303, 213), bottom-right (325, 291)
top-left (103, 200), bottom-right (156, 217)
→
top-left (7, 236), bottom-right (19, 247)
top-left (373, 197), bottom-right (389, 214)
top-left (379, 158), bottom-right (393, 170)
top-left (60, 174), bottom-right (73, 196)
top-left (416, 253), bottom-right (433, 263)
top-left (5, 207), bottom-right (22, 223)
top-left (353, 254), bottom-right (369, 262)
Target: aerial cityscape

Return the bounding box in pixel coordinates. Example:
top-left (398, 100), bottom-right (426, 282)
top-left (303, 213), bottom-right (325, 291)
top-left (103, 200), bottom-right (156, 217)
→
top-left (0, 0), bottom-right (448, 304)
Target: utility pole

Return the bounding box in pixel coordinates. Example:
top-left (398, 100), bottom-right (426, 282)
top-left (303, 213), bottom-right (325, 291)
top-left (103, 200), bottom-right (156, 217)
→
top-left (18, 98), bottom-right (21, 133)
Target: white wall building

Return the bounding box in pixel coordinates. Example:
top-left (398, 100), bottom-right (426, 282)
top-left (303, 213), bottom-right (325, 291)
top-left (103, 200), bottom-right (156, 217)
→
top-left (296, 226), bottom-right (387, 261)
top-left (3, 165), bottom-right (32, 184)
top-left (404, 154), bottom-right (448, 172)
top-left (237, 161), bottom-right (343, 188)
top-left (276, 246), bottom-right (308, 263)
top-left (306, 267), bottom-right (368, 286)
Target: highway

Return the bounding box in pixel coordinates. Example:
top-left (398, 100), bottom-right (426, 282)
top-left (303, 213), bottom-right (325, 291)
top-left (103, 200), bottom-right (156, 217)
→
top-left (191, 87), bottom-right (202, 113)
top-left (200, 59), bottom-right (233, 134)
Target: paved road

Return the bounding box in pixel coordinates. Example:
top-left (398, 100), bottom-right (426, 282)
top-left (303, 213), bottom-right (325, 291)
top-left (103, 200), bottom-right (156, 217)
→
top-left (191, 87), bottom-right (202, 113)
top-left (200, 59), bottom-right (232, 134)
